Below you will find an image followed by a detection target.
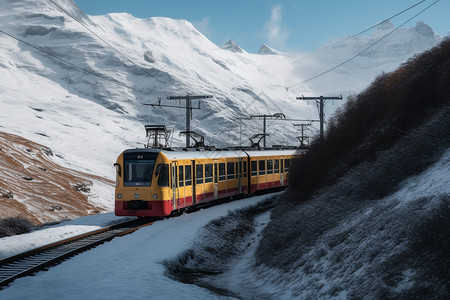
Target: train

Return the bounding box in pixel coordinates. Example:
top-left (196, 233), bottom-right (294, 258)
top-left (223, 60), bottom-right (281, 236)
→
top-left (114, 147), bottom-right (296, 217)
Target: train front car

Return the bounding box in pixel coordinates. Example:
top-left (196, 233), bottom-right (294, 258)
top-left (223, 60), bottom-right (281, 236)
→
top-left (114, 147), bottom-right (297, 217)
top-left (114, 148), bottom-right (173, 217)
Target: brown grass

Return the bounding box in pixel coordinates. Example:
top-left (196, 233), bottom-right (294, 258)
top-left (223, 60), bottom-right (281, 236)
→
top-left (0, 131), bottom-right (113, 225)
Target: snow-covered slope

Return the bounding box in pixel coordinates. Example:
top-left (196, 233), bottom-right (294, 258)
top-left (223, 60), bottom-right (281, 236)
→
top-left (0, 132), bottom-right (113, 225)
top-left (162, 148), bottom-right (450, 298)
top-left (1, 147), bottom-right (448, 297)
top-left (0, 0), bottom-right (302, 177)
top-left (291, 20), bottom-right (442, 98)
top-left (0, 195), bottom-right (276, 299)
top-left (258, 44), bottom-right (280, 55)
top-left (0, 0), bottom-right (442, 209)
top-left (222, 40), bottom-right (246, 53)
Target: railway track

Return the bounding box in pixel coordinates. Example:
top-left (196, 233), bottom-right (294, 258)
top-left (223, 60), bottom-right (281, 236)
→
top-left (0, 218), bottom-right (155, 289)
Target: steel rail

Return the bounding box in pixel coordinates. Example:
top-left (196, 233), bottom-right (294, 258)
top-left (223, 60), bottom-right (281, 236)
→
top-left (0, 218), bottom-right (155, 289)
top-left (0, 189), bottom-right (284, 289)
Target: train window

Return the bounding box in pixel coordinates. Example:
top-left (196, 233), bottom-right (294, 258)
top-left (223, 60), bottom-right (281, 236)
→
top-left (227, 162), bottom-right (235, 180)
top-left (251, 161), bottom-right (257, 177)
top-left (205, 164), bottom-right (213, 183)
top-left (124, 161), bottom-right (154, 186)
top-left (259, 160), bottom-right (265, 175)
top-left (196, 164), bottom-right (204, 184)
top-left (178, 165), bottom-right (184, 187)
top-left (219, 163), bottom-right (226, 181)
top-left (285, 159), bottom-right (291, 172)
top-left (281, 159), bottom-right (284, 174)
top-left (267, 159), bottom-right (273, 174)
top-left (123, 155), bottom-right (156, 187)
top-left (157, 164), bottom-right (169, 187)
top-left (274, 159), bottom-right (280, 173)
top-left (185, 165), bottom-right (192, 186)
top-left (243, 161), bottom-right (247, 177)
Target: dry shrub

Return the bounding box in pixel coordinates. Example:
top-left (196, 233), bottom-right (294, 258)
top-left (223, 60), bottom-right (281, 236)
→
top-left (0, 217), bottom-right (33, 238)
top-left (289, 38), bottom-right (450, 200)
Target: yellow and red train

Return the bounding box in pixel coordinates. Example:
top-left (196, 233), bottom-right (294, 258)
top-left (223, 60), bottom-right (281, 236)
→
top-left (114, 148), bottom-right (295, 217)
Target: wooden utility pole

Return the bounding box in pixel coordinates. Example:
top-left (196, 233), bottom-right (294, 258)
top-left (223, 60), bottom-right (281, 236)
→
top-left (296, 95), bottom-right (343, 140)
top-left (145, 95), bottom-right (213, 147)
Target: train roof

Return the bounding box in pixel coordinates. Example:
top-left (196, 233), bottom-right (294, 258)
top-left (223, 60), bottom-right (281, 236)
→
top-left (161, 149), bottom-right (247, 160)
top-left (243, 149), bottom-right (297, 157)
top-left (123, 148), bottom-right (297, 160)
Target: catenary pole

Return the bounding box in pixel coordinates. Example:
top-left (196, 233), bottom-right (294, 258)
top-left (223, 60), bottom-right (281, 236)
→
top-left (296, 95), bottom-right (343, 140)
top-left (144, 95), bottom-right (213, 147)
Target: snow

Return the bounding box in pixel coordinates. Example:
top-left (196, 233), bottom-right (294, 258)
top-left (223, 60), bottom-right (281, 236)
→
top-left (0, 194), bottom-right (275, 299)
top-left (0, 0), bottom-right (441, 185)
top-left (178, 148), bottom-right (450, 299)
top-left (0, 0), bottom-right (447, 296)
top-left (222, 40), bottom-right (246, 53)
top-left (1, 145), bottom-right (448, 298)
top-left (0, 212), bottom-right (130, 259)
top-left (258, 44), bottom-right (281, 55)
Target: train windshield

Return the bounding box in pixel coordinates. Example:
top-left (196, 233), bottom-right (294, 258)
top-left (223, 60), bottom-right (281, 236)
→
top-left (123, 152), bottom-right (158, 186)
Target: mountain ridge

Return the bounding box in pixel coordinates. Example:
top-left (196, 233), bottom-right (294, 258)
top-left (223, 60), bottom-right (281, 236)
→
top-left (0, 0), bottom-right (443, 220)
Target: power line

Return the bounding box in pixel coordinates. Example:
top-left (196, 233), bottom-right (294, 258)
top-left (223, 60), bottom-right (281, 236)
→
top-left (0, 28), bottom-right (133, 90)
top-left (48, 0), bottom-right (169, 87)
top-left (347, 0), bottom-right (427, 39)
top-left (286, 0), bottom-right (440, 89)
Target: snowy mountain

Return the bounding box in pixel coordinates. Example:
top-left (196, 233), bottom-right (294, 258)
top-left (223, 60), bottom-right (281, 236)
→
top-left (0, 0), bottom-right (448, 295)
top-left (258, 44), bottom-right (280, 55)
top-left (291, 20), bottom-right (442, 97)
top-left (0, 0), bottom-right (442, 222)
top-left (222, 40), bottom-right (246, 53)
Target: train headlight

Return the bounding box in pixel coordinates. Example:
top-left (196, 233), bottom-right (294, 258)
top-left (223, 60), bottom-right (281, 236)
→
top-left (117, 193), bottom-right (122, 199)
top-left (153, 194), bottom-right (158, 199)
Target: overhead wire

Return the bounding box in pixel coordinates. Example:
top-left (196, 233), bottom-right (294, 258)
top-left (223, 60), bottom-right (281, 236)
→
top-left (276, 0), bottom-right (430, 113)
top-left (0, 28), bottom-right (133, 90)
top-left (1, 0), bottom-right (439, 120)
top-left (48, 0), bottom-right (169, 87)
top-left (285, 0), bottom-right (440, 90)
top-left (345, 0), bottom-right (426, 40)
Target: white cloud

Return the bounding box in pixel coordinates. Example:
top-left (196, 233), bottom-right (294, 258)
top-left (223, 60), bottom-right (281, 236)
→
top-left (192, 17), bottom-right (212, 37)
top-left (264, 5), bottom-right (290, 49)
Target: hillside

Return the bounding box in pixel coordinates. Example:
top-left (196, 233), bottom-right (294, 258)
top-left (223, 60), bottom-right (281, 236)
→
top-left (0, 0), bottom-right (442, 227)
top-left (0, 0), bottom-right (441, 180)
top-left (165, 38), bottom-right (450, 298)
top-left (0, 131), bottom-right (113, 226)
top-left (0, 0), bottom-right (449, 296)
top-left (254, 37), bottom-right (450, 297)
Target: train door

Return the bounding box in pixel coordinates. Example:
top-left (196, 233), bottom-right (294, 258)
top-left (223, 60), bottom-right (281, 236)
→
top-left (192, 160), bottom-right (196, 205)
top-left (171, 161), bottom-right (178, 210)
top-left (214, 160), bottom-right (218, 199)
top-left (280, 158), bottom-right (284, 186)
top-left (267, 158), bottom-right (274, 188)
top-left (178, 164), bottom-right (185, 208)
top-left (238, 159), bottom-right (243, 194)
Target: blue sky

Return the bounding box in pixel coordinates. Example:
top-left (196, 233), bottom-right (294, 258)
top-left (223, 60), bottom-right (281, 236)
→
top-left (74, 0), bottom-right (449, 53)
